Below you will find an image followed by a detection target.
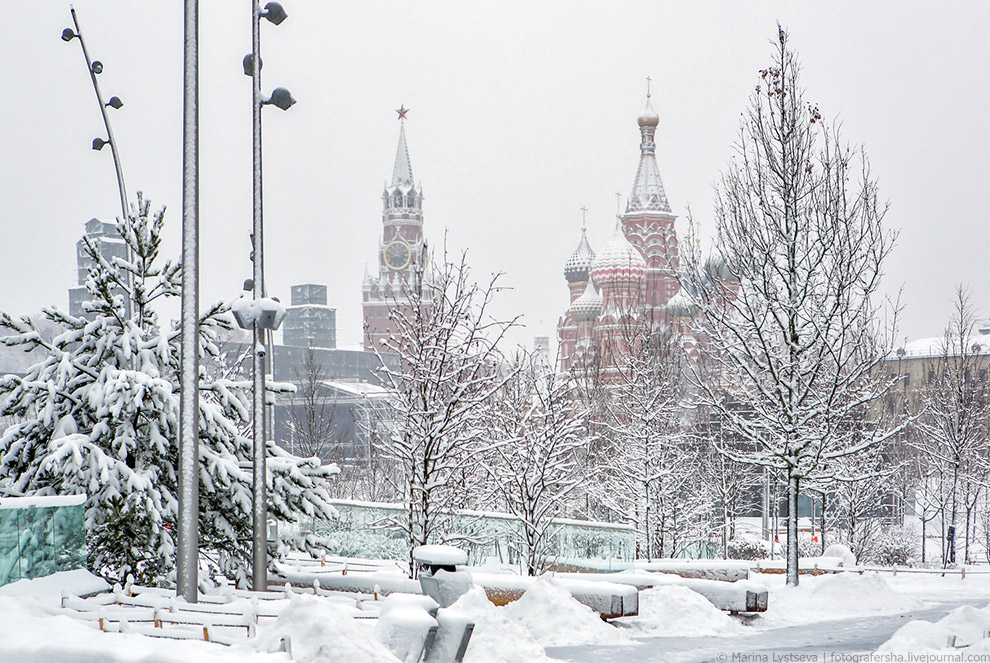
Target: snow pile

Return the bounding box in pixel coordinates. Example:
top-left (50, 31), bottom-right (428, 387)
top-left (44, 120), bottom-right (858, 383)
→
top-left (810, 572), bottom-right (922, 614)
top-left (822, 544), bottom-right (856, 567)
top-left (0, 594), bottom-right (271, 662)
top-left (879, 604), bottom-right (990, 652)
top-left (617, 585), bottom-right (746, 637)
top-left (501, 578), bottom-right (629, 646)
top-left (448, 587), bottom-right (555, 663)
top-left (758, 572), bottom-right (923, 627)
top-left (0, 569), bottom-right (108, 607)
top-left (251, 594), bottom-right (400, 663)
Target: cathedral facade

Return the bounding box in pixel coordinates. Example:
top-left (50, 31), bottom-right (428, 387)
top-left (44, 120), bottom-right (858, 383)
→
top-left (362, 109), bottom-right (429, 351)
top-left (557, 95), bottom-right (695, 374)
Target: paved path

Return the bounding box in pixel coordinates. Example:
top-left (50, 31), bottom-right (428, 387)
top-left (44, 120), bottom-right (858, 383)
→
top-left (547, 598), bottom-right (987, 663)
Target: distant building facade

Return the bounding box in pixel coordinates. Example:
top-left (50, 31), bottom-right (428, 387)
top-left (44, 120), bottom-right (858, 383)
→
top-left (68, 218), bottom-right (127, 319)
top-left (282, 284), bottom-right (336, 349)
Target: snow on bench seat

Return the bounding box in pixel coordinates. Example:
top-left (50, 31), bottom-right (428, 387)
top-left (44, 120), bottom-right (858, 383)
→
top-left (634, 559), bottom-right (751, 582)
top-left (470, 572), bottom-right (639, 619)
top-left (557, 571), bottom-right (769, 613)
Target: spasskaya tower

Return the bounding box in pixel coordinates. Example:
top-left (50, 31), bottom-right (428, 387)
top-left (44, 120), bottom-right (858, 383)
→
top-left (362, 106), bottom-right (429, 351)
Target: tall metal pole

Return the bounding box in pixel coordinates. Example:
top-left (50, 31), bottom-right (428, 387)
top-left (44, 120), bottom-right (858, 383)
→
top-left (177, 0), bottom-right (200, 603)
top-left (251, 0), bottom-right (269, 593)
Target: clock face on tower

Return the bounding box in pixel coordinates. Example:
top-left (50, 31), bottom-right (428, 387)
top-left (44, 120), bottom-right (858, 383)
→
top-left (384, 240), bottom-right (412, 270)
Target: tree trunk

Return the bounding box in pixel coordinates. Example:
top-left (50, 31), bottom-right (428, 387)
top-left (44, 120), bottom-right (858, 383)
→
top-left (820, 492), bottom-right (827, 555)
top-left (787, 471), bottom-right (800, 587)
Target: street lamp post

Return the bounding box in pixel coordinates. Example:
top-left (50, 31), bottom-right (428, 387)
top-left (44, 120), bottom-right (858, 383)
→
top-left (177, 0), bottom-right (200, 603)
top-left (62, 8), bottom-right (134, 321)
top-left (246, 0), bottom-right (293, 592)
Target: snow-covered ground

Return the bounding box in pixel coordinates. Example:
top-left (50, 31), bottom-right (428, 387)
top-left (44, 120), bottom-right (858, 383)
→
top-left (2, 566), bottom-right (990, 662)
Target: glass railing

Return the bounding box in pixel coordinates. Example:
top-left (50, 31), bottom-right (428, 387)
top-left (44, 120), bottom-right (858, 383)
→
top-left (288, 499), bottom-right (635, 572)
top-left (0, 495), bottom-right (87, 586)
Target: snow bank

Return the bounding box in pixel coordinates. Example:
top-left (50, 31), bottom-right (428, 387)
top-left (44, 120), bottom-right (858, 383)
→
top-left (879, 604), bottom-right (990, 652)
top-left (0, 595), bottom-right (273, 663)
top-left (759, 572), bottom-right (923, 627)
top-left (617, 585), bottom-right (746, 637)
top-left (251, 594), bottom-right (400, 663)
top-left (810, 572), bottom-right (922, 613)
top-left (501, 578), bottom-right (629, 646)
top-left (0, 569), bottom-right (108, 607)
top-left (448, 587), bottom-right (554, 663)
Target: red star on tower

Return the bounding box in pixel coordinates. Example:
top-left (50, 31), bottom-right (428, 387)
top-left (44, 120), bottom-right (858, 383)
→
top-left (396, 104), bottom-right (410, 120)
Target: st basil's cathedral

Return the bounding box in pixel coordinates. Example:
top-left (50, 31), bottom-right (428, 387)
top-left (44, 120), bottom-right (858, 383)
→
top-left (557, 91), bottom-right (703, 375)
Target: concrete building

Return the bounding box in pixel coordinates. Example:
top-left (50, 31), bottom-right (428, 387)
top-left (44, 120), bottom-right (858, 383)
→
top-left (282, 284), bottom-right (336, 349)
top-left (68, 218), bottom-right (127, 319)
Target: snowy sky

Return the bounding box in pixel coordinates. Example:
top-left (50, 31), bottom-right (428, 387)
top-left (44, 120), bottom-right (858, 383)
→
top-left (2, 1), bottom-right (988, 352)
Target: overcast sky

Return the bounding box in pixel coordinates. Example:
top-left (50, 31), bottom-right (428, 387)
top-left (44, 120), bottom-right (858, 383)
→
top-left (3, 1), bottom-right (988, 352)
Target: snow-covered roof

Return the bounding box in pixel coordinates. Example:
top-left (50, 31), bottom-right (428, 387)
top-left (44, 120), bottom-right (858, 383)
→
top-left (894, 327), bottom-right (990, 359)
top-left (320, 380), bottom-right (391, 397)
top-left (0, 494), bottom-right (86, 510)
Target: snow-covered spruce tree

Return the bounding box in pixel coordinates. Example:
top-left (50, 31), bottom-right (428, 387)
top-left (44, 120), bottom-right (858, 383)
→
top-left (371, 249), bottom-right (516, 574)
top-left (683, 28), bottom-right (898, 586)
top-left (912, 286), bottom-right (990, 566)
top-left (479, 350), bottom-right (588, 575)
top-left (0, 194), bottom-right (337, 586)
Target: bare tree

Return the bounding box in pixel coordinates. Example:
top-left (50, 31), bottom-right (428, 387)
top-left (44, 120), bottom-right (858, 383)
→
top-left (479, 350), bottom-right (588, 574)
top-left (683, 27), bottom-right (898, 585)
top-left (372, 249), bottom-right (517, 574)
top-left (912, 286), bottom-right (990, 566)
top-left (284, 347), bottom-right (344, 462)
top-left (592, 320), bottom-right (690, 560)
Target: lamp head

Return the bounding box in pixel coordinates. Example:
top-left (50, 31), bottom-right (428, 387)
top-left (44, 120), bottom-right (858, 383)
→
top-left (262, 2), bottom-right (288, 25)
top-left (105, 96), bottom-right (123, 110)
top-left (92, 137), bottom-right (108, 151)
top-left (91, 60), bottom-right (103, 75)
top-left (265, 87), bottom-right (295, 111)
top-left (242, 53), bottom-right (262, 77)
top-left (61, 28), bottom-right (77, 42)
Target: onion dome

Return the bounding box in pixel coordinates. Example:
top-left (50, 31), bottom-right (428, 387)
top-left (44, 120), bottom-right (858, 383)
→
top-left (564, 229), bottom-right (596, 283)
top-left (591, 224), bottom-right (647, 286)
top-left (568, 279), bottom-right (602, 321)
top-left (638, 100), bottom-right (659, 127)
top-left (665, 289), bottom-right (697, 318)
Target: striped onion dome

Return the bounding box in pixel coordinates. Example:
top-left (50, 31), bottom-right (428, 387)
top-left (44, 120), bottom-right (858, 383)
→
top-left (590, 224), bottom-right (646, 287)
top-left (564, 229), bottom-right (595, 283)
top-left (568, 279), bottom-right (602, 321)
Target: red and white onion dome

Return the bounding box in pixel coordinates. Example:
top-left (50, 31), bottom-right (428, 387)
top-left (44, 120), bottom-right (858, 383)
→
top-left (590, 225), bottom-right (647, 286)
top-left (568, 279), bottom-right (602, 321)
top-left (564, 229), bottom-right (596, 283)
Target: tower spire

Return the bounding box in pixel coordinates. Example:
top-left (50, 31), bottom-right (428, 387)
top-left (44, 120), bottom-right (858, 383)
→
top-left (627, 80), bottom-right (671, 214)
top-left (391, 106), bottom-right (414, 188)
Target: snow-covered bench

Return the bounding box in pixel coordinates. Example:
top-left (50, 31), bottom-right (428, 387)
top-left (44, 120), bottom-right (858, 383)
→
top-left (558, 571), bottom-right (768, 613)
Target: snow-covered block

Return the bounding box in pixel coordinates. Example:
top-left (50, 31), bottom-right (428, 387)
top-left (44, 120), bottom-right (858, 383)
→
top-left (421, 569), bottom-right (474, 608)
top-left (822, 544), bottom-right (857, 567)
top-left (470, 573), bottom-right (638, 618)
top-left (560, 571), bottom-right (768, 613)
top-left (414, 545), bottom-right (468, 569)
top-left (376, 593), bottom-right (440, 663)
top-left (278, 567), bottom-right (422, 597)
